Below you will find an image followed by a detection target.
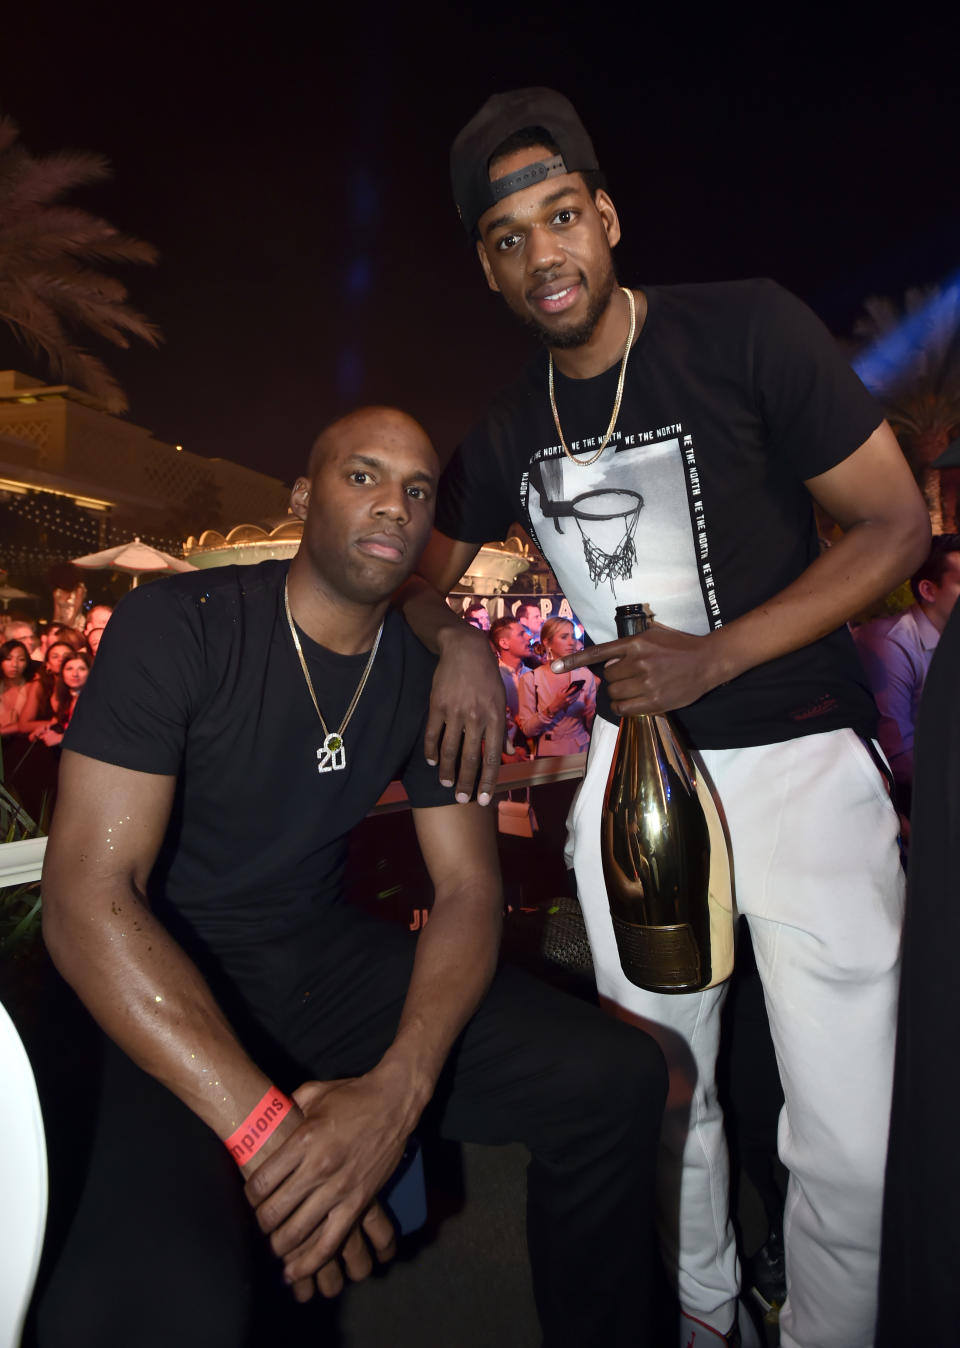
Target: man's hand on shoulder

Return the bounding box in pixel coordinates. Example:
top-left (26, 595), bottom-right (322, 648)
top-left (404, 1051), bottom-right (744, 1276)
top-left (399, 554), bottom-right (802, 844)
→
top-left (426, 621), bottom-right (505, 804)
top-left (395, 534), bottom-right (505, 804)
top-left (242, 1070), bottom-right (417, 1296)
top-left (553, 625), bottom-right (728, 716)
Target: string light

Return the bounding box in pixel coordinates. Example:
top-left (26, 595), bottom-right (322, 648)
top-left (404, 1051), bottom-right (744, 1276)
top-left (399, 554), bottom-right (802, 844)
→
top-left (0, 486), bottom-right (185, 593)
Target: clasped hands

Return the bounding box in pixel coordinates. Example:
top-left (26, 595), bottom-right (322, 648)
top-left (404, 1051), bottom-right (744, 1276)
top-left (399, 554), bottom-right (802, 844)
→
top-left (242, 1074), bottom-right (412, 1302)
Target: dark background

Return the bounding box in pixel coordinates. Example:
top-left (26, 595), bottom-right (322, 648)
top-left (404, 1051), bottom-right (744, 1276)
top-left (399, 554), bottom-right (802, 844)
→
top-left (1, 3), bottom-right (956, 486)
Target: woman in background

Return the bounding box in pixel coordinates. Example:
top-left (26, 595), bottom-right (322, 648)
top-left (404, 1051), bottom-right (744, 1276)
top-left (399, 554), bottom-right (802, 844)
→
top-left (29, 651), bottom-right (92, 748)
top-left (1, 639), bottom-right (35, 736)
top-left (19, 640), bottom-right (81, 735)
top-left (516, 618), bottom-right (597, 757)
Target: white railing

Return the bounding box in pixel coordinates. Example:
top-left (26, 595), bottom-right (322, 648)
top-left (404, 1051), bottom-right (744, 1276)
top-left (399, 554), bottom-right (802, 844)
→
top-left (372, 752), bottom-right (586, 813)
top-left (0, 837), bottom-right (47, 887)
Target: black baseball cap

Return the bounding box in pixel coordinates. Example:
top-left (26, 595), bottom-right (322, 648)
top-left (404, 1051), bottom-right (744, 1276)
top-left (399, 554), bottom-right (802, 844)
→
top-left (450, 87), bottom-right (600, 237)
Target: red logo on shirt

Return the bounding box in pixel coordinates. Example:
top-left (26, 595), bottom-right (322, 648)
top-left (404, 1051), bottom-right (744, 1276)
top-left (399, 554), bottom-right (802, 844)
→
top-left (789, 693), bottom-right (840, 721)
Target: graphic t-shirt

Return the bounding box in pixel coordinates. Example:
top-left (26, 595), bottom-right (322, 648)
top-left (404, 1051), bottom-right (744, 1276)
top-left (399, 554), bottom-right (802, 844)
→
top-left (436, 280), bottom-right (881, 749)
top-left (66, 560), bottom-right (454, 954)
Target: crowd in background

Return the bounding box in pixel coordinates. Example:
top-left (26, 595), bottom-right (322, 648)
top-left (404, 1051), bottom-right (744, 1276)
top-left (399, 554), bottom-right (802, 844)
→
top-left (473, 599), bottom-right (597, 761)
top-left (853, 534), bottom-right (960, 831)
top-left (7, 533), bottom-right (959, 825)
top-left (0, 605), bottom-right (113, 824)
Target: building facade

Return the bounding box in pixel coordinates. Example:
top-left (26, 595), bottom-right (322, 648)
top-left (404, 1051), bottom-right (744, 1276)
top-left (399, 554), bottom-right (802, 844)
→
top-left (0, 370), bottom-right (291, 595)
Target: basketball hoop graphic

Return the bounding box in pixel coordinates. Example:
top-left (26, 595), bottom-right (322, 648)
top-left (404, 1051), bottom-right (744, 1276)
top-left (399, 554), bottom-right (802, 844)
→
top-left (570, 488), bottom-right (643, 590)
top-left (529, 458), bottom-right (644, 593)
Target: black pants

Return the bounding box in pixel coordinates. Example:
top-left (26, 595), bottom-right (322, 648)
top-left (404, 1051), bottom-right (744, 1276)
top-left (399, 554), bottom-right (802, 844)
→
top-left (34, 904), bottom-right (667, 1348)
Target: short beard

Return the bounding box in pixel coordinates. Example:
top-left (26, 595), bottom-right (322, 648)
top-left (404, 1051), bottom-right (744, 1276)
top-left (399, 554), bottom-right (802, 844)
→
top-left (522, 259), bottom-right (618, 350)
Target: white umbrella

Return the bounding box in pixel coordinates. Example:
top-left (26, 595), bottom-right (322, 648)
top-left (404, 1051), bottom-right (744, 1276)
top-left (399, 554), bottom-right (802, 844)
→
top-left (72, 537), bottom-right (197, 588)
top-left (0, 584), bottom-right (37, 611)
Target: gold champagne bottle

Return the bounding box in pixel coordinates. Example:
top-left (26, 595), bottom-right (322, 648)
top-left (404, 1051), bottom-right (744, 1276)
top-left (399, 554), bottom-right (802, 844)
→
top-left (600, 603), bottom-right (733, 993)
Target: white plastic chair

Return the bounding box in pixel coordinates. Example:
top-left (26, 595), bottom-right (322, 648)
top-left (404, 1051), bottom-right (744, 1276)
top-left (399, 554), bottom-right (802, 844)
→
top-left (0, 997), bottom-right (48, 1348)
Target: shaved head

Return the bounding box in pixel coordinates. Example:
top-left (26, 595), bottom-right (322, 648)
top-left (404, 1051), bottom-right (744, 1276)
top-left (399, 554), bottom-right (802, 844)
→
top-left (306, 406), bottom-right (436, 479)
top-left (288, 402), bottom-right (439, 616)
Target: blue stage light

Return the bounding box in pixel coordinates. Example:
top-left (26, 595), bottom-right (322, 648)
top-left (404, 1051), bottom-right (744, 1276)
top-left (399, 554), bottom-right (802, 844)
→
top-left (853, 277), bottom-right (960, 392)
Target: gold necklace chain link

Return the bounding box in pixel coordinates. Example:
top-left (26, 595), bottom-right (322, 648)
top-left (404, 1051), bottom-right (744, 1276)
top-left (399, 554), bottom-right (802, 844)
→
top-left (283, 578), bottom-right (384, 763)
top-left (549, 286), bottom-right (637, 468)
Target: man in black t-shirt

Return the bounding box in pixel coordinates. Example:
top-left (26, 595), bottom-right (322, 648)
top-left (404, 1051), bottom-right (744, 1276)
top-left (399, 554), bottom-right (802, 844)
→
top-left (396, 91), bottom-right (932, 1348)
top-left (38, 406), bottom-right (667, 1348)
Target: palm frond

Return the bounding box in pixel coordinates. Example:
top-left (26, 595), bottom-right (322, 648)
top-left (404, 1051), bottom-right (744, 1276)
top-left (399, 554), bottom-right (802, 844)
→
top-left (0, 210), bottom-right (158, 269)
top-left (0, 151), bottom-right (111, 221)
top-left (19, 269), bottom-right (163, 347)
top-left (0, 115), bottom-right (159, 405)
top-left (852, 285), bottom-right (960, 459)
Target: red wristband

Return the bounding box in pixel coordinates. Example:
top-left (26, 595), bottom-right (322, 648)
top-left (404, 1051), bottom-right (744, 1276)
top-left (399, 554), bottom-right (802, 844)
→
top-left (225, 1087), bottom-right (294, 1166)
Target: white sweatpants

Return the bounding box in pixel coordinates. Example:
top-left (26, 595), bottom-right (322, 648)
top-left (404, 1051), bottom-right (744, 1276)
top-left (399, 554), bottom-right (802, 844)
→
top-left (569, 722), bottom-right (904, 1348)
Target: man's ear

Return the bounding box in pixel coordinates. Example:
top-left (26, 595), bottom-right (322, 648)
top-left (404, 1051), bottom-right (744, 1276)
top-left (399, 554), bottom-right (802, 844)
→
top-left (477, 239), bottom-right (501, 294)
top-left (593, 188), bottom-right (621, 250)
top-left (290, 476), bottom-right (310, 520)
top-left (917, 577), bottom-right (937, 605)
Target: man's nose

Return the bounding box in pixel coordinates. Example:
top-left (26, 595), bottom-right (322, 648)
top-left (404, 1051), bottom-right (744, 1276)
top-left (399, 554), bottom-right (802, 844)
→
top-left (527, 223), bottom-right (565, 274)
top-left (373, 483), bottom-right (408, 520)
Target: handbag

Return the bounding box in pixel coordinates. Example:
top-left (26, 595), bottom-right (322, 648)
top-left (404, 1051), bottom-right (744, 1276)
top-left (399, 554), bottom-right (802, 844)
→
top-left (497, 787), bottom-right (539, 838)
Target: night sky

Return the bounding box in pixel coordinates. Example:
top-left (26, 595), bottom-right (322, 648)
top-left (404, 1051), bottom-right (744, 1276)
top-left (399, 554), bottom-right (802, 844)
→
top-left (1, 5), bottom-right (956, 489)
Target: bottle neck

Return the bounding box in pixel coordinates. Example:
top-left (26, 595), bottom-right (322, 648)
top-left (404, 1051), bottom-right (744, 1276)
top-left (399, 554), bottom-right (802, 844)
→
top-left (614, 605), bottom-right (652, 720)
top-left (614, 604), bottom-right (650, 640)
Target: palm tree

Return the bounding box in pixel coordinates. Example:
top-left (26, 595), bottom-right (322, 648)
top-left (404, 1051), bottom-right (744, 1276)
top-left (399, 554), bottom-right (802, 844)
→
top-left (853, 284), bottom-right (960, 531)
top-left (0, 116), bottom-right (160, 413)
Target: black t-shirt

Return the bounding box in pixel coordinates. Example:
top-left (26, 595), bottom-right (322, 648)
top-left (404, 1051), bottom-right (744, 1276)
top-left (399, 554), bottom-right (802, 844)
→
top-left (436, 279), bottom-right (880, 749)
top-left (66, 560), bottom-right (453, 954)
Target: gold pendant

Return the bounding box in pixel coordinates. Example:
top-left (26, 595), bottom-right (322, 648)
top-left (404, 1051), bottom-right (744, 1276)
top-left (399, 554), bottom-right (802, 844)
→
top-left (317, 732), bottom-right (346, 773)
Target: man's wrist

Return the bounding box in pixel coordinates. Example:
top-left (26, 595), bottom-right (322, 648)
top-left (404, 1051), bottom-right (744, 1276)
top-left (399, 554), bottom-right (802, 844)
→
top-left (238, 1102), bottom-right (304, 1179)
top-left (705, 624), bottom-right (748, 687)
top-left (436, 619), bottom-right (487, 656)
top-left (225, 1085), bottom-right (295, 1167)
top-left (370, 1050), bottom-right (434, 1134)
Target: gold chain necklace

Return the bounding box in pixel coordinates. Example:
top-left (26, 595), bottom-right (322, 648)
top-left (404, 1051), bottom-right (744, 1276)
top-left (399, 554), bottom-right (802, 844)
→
top-left (549, 286), bottom-right (637, 468)
top-left (283, 579), bottom-right (384, 774)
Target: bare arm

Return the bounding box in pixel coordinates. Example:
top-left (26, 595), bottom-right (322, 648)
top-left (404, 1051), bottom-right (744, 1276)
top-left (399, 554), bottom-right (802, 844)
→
top-left (17, 679), bottom-right (49, 735)
top-left (244, 799), bottom-right (503, 1283)
top-left (394, 529), bottom-right (505, 804)
top-left (42, 750), bottom-right (393, 1299)
top-left (42, 751), bottom-right (272, 1131)
top-left (396, 529), bottom-right (485, 650)
top-left (554, 423), bottom-right (932, 713)
top-left (381, 800), bottom-right (502, 1093)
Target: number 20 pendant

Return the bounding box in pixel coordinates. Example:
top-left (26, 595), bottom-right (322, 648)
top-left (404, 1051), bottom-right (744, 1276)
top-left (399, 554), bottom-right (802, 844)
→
top-left (317, 732), bottom-right (346, 773)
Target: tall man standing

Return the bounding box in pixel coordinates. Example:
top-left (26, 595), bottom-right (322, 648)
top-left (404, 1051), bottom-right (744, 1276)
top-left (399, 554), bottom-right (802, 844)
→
top-left (401, 89), bottom-right (930, 1348)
